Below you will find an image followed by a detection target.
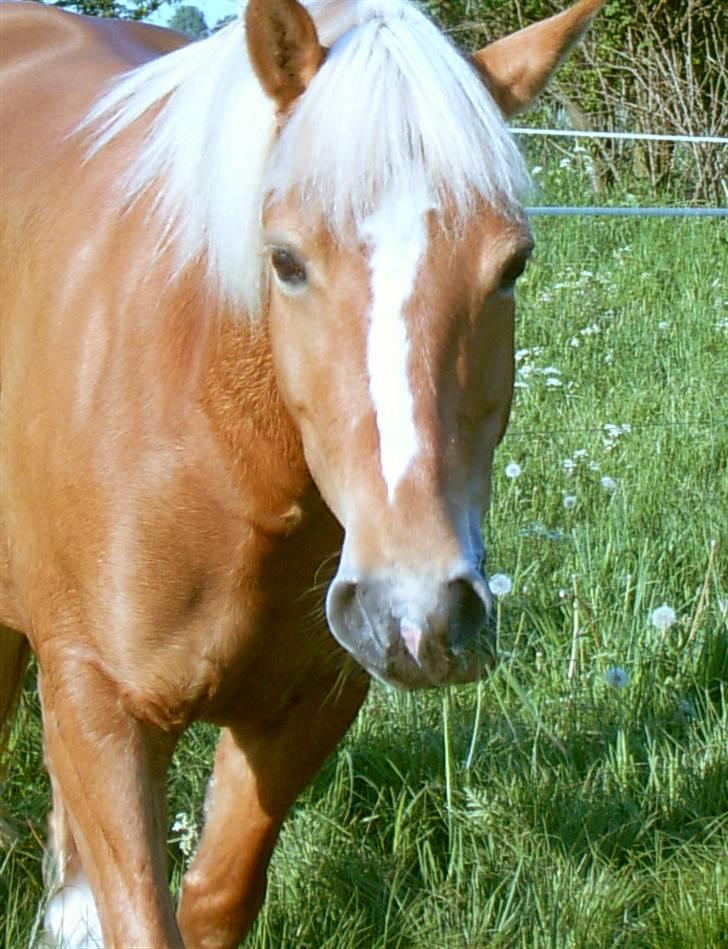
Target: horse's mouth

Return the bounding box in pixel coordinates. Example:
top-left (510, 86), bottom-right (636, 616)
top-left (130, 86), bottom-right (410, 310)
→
top-left (364, 632), bottom-right (498, 691)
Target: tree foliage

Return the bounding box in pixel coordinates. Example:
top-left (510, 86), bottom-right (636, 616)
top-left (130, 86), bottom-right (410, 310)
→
top-left (167, 3), bottom-right (208, 38)
top-left (39, 0), bottom-right (169, 21)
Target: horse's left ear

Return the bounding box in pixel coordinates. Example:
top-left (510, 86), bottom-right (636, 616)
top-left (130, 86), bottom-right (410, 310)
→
top-left (245, 0), bottom-right (326, 116)
top-left (473, 0), bottom-right (605, 117)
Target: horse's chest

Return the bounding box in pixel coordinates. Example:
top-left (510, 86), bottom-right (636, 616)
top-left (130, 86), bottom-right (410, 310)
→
top-left (102, 525), bottom-right (341, 730)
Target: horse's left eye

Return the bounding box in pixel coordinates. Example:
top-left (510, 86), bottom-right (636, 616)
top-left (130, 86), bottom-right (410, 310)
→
top-left (271, 248), bottom-right (307, 288)
top-left (499, 256), bottom-right (528, 292)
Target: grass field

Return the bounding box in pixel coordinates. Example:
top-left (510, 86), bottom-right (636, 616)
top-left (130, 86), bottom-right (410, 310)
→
top-left (2, 206), bottom-right (726, 946)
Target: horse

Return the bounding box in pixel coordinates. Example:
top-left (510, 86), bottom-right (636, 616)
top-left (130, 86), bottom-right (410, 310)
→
top-left (0, 0), bottom-right (604, 944)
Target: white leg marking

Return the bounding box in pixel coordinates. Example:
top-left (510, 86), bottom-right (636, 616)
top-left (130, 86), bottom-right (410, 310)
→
top-left (44, 872), bottom-right (103, 949)
top-left (361, 185), bottom-right (432, 502)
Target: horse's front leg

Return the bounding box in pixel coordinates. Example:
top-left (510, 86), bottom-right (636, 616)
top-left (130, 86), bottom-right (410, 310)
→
top-left (178, 668), bottom-right (369, 949)
top-left (39, 649), bottom-right (182, 948)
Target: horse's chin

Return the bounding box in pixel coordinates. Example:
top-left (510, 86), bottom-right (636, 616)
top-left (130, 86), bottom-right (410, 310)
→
top-left (330, 629), bottom-right (498, 691)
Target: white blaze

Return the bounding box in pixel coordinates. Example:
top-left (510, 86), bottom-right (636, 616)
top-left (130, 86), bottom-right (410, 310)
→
top-left (361, 186), bottom-right (432, 502)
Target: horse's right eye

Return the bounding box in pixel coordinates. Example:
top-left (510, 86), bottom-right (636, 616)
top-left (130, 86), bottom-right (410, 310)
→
top-left (271, 248), bottom-right (307, 288)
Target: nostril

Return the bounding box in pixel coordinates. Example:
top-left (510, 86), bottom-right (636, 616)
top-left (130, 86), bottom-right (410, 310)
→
top-left (447, 578), bottom-right (488, 649)
top-left (329, 579), bottom-right (356, 617)
top-left (326, 579), bottom-right (358, 640)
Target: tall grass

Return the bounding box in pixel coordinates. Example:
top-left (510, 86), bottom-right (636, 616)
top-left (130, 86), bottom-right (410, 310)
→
top-left (2, 206), bottom-right (726, 945)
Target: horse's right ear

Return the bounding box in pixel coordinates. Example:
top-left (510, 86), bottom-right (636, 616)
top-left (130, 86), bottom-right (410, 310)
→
top-left (245, 0), bottom-right (326, 117)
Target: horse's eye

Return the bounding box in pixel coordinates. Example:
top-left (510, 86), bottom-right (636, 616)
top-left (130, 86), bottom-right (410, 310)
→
top-left (500, 255), bottom-right (528, 292)
top-left (271, 248), bottom-right (307, 288)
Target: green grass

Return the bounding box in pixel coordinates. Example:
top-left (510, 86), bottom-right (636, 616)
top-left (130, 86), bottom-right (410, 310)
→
top-left (2, 212), bottom-right (726, 947)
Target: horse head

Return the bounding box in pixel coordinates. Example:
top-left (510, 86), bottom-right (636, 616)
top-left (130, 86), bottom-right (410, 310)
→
top-left (245, 0), bottom-right (602, 688)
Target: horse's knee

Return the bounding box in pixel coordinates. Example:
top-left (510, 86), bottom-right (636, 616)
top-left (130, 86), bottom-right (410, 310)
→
top-left (178, 864), bottom-right (268, 949)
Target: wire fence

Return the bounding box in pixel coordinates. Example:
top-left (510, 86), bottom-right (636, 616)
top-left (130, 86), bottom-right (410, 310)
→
top-left (506, 128), bottom-right (726, 441)
top-left (526, 207), bottom-right (726, 218)
top-left (512, 128), bottom-right (728, 147)
top-left (507, 419), bottom-right (727, 441)
top-left (514, 127), bottom-right (728, 219)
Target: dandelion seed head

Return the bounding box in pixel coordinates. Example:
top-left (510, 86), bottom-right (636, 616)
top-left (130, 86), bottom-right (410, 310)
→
top-left (650, 603), bottom-right (677, 631)
top-left (600, 476), bottom-right (618, 493)
top-left (563, 494), bottom-right (577, 510)
top-left (489, 573), bottom-right (512, 597)
top-left (505, 461), bottom-right (522, 479)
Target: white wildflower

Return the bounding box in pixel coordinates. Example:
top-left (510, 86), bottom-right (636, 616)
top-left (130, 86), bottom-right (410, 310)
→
top-left (546, 376), bottom-right (562, 387)
top-left (605, 667), bottom-right (629, 689)
top-left (505, 461), bottom-right (522, 479)
top-left (489, 574), bottom-right (512, 597)
top-left (658, 321), bottom-right (670, 330)
top-left (651, 604), bottom-right (677, 631)
top-left (172, 812), bottom-right (198, 859)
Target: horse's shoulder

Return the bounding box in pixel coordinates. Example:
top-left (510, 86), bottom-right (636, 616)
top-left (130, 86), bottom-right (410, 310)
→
top-left (0, 2), bottom-right (188, 72)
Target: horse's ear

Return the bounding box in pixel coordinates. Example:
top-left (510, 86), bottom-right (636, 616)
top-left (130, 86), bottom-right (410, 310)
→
top-left (473, 0), bottom-right (605, 117)
top-left (245, 0), bottom-right (326, 115)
